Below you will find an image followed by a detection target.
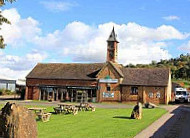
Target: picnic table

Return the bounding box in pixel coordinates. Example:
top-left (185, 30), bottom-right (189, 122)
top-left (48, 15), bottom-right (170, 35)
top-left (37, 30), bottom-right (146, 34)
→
top-left (28, 107), bottom-right (51, 122)
top-left (77, 103), bottom-right (96, 112)
top-left (28, 107), bottom-right (46, 114)
top-left (58, 103), bottom-right (73, 108)
top-left (54, 104), bottom-right (78, 115)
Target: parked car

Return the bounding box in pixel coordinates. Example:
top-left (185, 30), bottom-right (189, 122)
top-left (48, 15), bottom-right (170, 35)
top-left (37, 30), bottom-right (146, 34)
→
top-left (175, 87), bottom-right (190, 103)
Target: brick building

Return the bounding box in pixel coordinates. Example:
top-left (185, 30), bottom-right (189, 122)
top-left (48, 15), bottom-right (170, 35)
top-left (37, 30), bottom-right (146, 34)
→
top-left (25, 28), bottom-right (171, 104)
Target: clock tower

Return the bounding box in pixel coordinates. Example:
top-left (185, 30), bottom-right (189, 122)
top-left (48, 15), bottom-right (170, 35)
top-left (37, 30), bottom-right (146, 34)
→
top-left (107, 27), bottom-right (119, 63)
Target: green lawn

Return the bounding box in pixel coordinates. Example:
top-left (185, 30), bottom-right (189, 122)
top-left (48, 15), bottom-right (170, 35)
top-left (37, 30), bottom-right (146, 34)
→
top-left (0, 105), bottom-right (166, 138)
top-left (36, 107), bottom-right (166, 138)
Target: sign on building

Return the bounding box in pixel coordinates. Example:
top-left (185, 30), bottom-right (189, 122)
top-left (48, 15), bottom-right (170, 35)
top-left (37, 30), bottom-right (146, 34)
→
top-left (103, 92), bottom-right (114, 98)
top-left (99, 79), bottom-right (118, 83)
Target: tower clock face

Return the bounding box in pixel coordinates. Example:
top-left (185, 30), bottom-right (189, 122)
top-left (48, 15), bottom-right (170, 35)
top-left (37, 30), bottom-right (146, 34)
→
top-left (109, 51), bottom-right (114, 59)
top-left (109, 43), bottom-right (114, 49)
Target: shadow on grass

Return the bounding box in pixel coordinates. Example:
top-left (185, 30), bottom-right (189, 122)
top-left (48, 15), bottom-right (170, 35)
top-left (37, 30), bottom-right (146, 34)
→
top-left (113, 116), bottom-right (132, 119)
top-left (50, 111), bottom-right (57, 115)
top-left (36, 118), bottom-right (41, 122)
top-left (142, 107), bottom-right (155, 109)
top-left (168, 101), bottom-right (190, 105)
top-left (0, 97), bottom-right (22, 101)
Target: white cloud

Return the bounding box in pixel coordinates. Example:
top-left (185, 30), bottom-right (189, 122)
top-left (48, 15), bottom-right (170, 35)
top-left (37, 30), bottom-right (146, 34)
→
top-left (0, 68), bottom-right (29, 80)
top-left (0, 50), bottom-right (47, 79)
top-left (40, 1), bottom-right (77, 12)
top-left (0, 8), bottom-right (41, 46)
top-left (34, 21), bottom-right (188, 64)
top-left (1, 8), bottom-right (189, 79)
top-left (119, 22), bottom-right (188, 41)
top-left (179, 41), bottom-right (190, 52)
top-left (0, 8), bottom-right (46, 79)
top-left (163, 15), bottom-right (180, 21)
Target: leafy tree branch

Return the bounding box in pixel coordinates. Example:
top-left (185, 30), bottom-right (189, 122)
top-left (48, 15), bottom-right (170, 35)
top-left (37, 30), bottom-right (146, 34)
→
top-left (0, 0), bottom-right (15, 48)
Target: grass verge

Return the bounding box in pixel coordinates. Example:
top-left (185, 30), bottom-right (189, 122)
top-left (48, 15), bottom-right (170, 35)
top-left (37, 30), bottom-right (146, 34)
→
top-left (0, 105), bottom-right (166, 138)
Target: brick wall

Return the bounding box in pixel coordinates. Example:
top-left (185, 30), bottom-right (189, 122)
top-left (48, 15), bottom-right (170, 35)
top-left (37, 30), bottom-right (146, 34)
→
top-left (97, 63), bottom-right (121, 102)
top-left (26, 79), bottom-right (98, 87)
top-left (25, 86), bottom-right (33, 100)
top-left (25, 79), bottom-right (98, 100)
top-left (121, 86), bottom-right (143, 103)
top-left (98, 83), bottom-right (121, 102)
top-left (144, 87), bottom-right (165, 104)
top-left (32, 87), bottom-right (40, 100)
top-left (121, 86), bottom-right (166, 104)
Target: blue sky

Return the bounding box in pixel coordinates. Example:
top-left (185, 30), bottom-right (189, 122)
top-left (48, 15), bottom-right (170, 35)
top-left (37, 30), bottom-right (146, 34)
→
top-left (0, 0), bottom-right (190, 79)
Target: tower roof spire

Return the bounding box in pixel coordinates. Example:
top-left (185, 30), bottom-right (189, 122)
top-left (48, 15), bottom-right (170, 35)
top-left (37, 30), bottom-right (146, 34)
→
top-left (107, 26), bottom-right (119, 43)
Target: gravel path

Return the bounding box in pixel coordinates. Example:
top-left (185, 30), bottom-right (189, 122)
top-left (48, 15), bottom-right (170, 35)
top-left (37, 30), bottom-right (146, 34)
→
top-left (0, 99), bottom-right (134, 109)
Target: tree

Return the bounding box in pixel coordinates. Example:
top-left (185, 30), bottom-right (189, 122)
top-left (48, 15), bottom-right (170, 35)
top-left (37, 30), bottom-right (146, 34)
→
top-left (125, 53), bottom-right (190, 80)
top-left (0, 0), bottom-right (15, 48)
top-left (151, 60), bottom-right (157, 66)
top-left (0, 0), bottom-right (15, 6)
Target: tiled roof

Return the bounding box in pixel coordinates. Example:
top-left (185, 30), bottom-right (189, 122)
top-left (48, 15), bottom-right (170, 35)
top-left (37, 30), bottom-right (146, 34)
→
top-left (26, 63), bottom-right (105, 80)
top-left (109, 62), bottom-right (124, 77)
top-left (27, 63), bottom-right (170, 86)
top-left (121, 68), bottom-right (170, 86)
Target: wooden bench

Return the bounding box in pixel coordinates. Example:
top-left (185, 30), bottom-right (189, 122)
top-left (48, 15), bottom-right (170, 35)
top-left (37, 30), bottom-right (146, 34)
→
top-left (87, 104), bottom-right (95, 112)
top-left (71, 106), bottom-right (78, 115)
top-left (28, 107), bottom-right (51, 122)
top-left (90, 106), bottom-right (96, 112)
top-left (63, 106), bottom-right (78, 115)
top-left (79, 103), bottom-right (95, 112)
top-left (38, 113), bottom-right (51, 122)
top-left (54, 107), bottom-right (62, 114)
top-left (54, 104), bottom-right (78, 115)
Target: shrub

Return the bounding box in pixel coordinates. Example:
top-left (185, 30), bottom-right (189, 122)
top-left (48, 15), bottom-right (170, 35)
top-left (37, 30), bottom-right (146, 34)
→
top-left (0, 89), bottom-right (5, 95)
top-left (0, 89), bottom-right (3, 95)
top-left (5, 89), bottom-right (13, 95)
top-left (0, 89), bottom-right (15, 95)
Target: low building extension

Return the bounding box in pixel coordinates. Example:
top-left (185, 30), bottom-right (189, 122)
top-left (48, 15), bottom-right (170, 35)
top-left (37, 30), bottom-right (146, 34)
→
top-left (25, 28), bottom-right (171, 104)
top-left (0, 79), bottom-right (16, 92)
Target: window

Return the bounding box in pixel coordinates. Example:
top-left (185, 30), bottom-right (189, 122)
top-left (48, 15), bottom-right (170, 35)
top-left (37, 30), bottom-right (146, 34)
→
top-left (156, 92), bottom-right (161, 98)
top-left (148, 92), bottom-right (153, 98)
top-left (0, 83), bottom-right (6, 89)
top-left (107, 86), bottom-right (111, 92)
top-left (131, 87), bottom-right (138, 95)
top-left (8, 84), bottom-right (15, 92)
top-left (155, 87), bottom-right (160, 90)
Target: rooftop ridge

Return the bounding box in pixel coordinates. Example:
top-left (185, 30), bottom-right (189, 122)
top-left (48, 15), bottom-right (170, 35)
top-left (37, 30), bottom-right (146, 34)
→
top-left (37, 62), bottom-right (105, 65)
